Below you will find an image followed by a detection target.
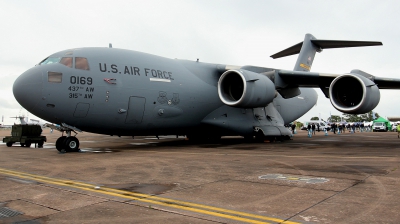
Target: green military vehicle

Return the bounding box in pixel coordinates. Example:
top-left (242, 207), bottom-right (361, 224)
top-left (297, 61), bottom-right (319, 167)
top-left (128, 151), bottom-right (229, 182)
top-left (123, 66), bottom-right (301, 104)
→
top-left (3, 124), bottom-right (46, 148)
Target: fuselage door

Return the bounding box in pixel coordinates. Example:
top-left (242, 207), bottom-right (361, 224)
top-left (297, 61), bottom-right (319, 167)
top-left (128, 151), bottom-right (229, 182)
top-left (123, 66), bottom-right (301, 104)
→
top-left (125, 96), bottom-right (146, 124)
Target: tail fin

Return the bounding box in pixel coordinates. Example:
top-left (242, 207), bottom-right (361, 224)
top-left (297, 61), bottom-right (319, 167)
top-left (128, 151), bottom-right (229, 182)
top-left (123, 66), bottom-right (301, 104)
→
top-left (270, 33), bottom-right (382, 72)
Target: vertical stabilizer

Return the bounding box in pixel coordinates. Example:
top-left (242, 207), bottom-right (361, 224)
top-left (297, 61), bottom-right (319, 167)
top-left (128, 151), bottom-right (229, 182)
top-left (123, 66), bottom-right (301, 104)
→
top-left (270, 34), bottom-right (382, 72)
top-left (293, 34), bottom-right (319, 71)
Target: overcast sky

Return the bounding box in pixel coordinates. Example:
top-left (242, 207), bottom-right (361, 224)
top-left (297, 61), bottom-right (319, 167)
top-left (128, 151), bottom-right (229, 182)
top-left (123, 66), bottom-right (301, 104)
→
top-left (1, 0), bottom-right (400, 125)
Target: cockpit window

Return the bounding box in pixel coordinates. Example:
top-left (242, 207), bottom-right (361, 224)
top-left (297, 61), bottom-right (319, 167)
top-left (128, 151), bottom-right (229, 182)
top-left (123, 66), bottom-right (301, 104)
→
top-left (39, 56), bottom-right (90, 70)
top-left (75, 57), bottom-right (89, 70)
top-left (39, 57), bottom-right (60, 65)
top-left (60, 57), bottom-right (73, 68)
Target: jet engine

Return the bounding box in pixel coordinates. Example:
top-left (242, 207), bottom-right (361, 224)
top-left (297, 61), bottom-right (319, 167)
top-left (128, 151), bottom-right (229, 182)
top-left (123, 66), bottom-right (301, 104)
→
top-left (218, 69), bottom-right (276, 108)
top-left (329, 74), bottom-right (380, 114)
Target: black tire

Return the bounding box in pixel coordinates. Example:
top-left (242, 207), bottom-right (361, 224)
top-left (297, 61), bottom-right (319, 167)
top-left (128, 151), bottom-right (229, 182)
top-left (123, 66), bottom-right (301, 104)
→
top-left (25, 142), bottom-right (31, 147)
top-left (6, 142), bottom-right (12, 147)
top-left (65, 137), bottom-right (80, 152)
top-left (243, 135), bottom-right (254, 142)
top-left (38, 141), bottom-right (44, 148)
top-left (208, 135), bottom-right (221, 143)
top-left (186, 135), bottom-right (201, 143)
top-left (20, 143), bottom-right (25, 147)
top-left (255, 133), bottom-right (265, 142)
top-left (56, 136), bottom-right (67, 152)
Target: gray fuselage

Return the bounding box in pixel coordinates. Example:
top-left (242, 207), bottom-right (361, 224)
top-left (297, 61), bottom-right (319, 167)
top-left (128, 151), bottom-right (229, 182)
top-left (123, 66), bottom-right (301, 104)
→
top-left (13, 47), bottom-right (317, 137)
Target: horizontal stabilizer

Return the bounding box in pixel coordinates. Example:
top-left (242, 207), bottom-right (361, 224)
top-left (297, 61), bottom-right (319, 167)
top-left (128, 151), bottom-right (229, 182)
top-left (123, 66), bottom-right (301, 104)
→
top-left (271, 40), bottom-right (382, 59)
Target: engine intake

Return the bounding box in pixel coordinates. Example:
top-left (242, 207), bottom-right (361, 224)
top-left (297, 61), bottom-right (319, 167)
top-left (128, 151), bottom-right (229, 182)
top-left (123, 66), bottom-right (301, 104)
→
top-left (329, 74), bottom-right (380, 114)
top-left (218, 69), bottom-right (276, 108)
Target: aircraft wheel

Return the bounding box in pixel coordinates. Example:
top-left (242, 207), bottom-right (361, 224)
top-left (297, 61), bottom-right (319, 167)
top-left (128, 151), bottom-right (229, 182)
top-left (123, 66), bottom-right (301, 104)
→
top-left (56, 136), bottom-right (67, 152)
top-left (255, 133), bottom-right (265, 142)
top-left (208, 135), bottom-right (221, 143)
top-left (243, 135), bottom-right (254, 142)
top-left (6, 142), bottom-right (13, 147)
top-left (65, 137), bottom-right (80, 152)
top-left (186, 135), bottom-right (201, 142)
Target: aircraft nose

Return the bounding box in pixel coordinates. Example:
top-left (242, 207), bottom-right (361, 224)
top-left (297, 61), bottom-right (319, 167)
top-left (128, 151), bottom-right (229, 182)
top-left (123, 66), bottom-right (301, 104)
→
top-left (13, 67), bottom-right (42, 111)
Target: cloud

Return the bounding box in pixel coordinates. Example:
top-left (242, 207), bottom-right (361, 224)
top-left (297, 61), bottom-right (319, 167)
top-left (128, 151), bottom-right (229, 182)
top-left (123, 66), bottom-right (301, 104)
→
top-left (1, 0), bottom-right (400, 125)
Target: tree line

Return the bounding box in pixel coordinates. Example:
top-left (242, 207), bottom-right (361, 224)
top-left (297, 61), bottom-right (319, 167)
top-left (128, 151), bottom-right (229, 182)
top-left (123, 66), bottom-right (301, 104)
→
top-left (310, 111), bottom-right (380, 122)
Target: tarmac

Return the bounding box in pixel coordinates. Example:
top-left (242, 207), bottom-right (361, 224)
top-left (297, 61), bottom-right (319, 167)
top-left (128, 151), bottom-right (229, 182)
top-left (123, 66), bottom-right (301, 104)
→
top-left (0, 128), bottom-right (399, 224)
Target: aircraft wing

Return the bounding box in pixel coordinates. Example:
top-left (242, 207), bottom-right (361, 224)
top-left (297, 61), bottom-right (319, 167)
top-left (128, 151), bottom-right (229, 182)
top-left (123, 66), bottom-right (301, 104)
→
top-left (373, 76), bottom-right (400, 89)
top-left (276, 69), bottom-right (400, 95)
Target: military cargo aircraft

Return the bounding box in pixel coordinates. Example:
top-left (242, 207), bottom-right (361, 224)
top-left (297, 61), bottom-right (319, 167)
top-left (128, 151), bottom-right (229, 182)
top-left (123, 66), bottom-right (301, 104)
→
top-left (12, 34), bottom-right (400, 152)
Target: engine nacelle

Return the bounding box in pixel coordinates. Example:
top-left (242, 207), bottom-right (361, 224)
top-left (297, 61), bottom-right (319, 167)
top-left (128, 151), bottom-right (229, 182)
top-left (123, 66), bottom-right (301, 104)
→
top-left (329, 74), bottom-right (380, 114)
top-left (218, 69), bottom-right (276, 108)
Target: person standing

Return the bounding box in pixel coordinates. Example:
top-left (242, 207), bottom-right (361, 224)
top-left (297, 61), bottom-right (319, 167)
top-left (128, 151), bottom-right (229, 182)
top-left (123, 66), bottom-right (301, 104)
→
top-left (312, 123), bottom-right (316, 135)
top-left (397, 124), bottom-right (400, 138)
top-left (291, 123), bottom-right (296, 134)
top-left (351, 123), bottom-right (356, 133)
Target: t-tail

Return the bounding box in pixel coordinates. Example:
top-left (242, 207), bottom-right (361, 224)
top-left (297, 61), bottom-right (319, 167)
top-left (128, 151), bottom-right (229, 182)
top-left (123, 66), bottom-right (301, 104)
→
top-left (270, 33), bottom-right (382, 72)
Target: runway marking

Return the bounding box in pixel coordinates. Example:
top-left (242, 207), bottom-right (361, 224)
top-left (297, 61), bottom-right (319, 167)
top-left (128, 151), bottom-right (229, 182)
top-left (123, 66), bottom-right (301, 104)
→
top-left (131, 151), bottom-right (392, 160)
top-left (80, 148), bottom-right (113, 153)
top-left (259, 174), bottom-right (329, 184)
top-left (311, 139), bottom-right (340, 141)
top-left (286, 143), bottom-right (318, 146)
top-left (130, 142), bottom-right (158, 145)
top-left (0, 168), bottom-right (300, 224)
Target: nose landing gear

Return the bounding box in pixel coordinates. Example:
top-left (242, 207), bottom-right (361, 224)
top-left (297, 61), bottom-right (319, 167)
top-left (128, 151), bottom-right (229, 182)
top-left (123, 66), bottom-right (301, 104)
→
top-left (46, 123), bottom-right (81, 153)
top-left (56, 135), bottom-right (80, 153)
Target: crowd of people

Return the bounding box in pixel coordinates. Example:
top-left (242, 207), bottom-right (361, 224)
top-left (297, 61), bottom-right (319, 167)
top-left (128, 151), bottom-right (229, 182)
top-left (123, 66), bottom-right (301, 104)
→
top-left (327, 122), bottom-right (371, 134)
top-left (288, 122), bottom-right (373, 136)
